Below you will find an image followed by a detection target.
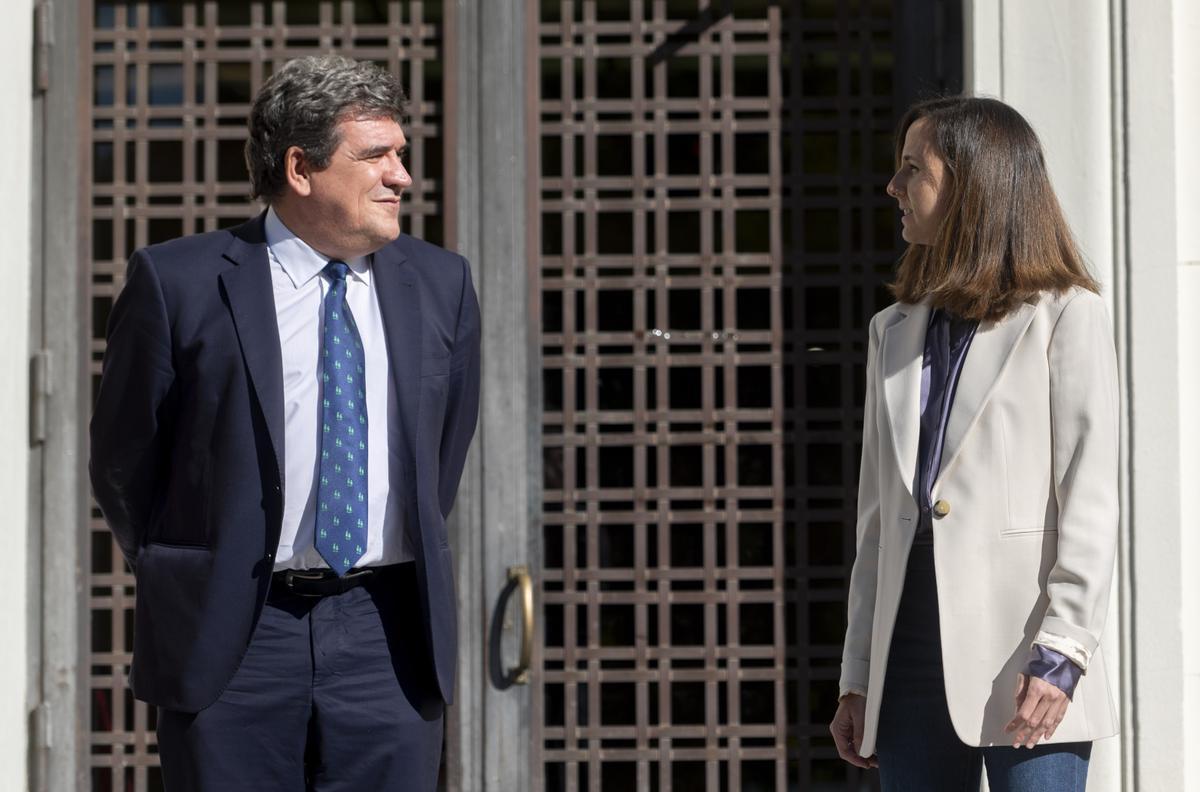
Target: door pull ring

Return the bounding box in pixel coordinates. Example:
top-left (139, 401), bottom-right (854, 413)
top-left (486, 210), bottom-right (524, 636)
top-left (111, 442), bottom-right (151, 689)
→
top-left (505, 565), bottom-right (534, 685)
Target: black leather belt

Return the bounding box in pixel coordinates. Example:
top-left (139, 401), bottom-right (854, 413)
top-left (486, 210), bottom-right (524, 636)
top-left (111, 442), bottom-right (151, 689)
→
top-left (271, 563), bottom-right (409, 598)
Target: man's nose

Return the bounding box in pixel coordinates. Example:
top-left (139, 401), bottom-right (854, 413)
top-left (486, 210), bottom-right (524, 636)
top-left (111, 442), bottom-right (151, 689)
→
top-left (384, 154), bottom-right (412, 189)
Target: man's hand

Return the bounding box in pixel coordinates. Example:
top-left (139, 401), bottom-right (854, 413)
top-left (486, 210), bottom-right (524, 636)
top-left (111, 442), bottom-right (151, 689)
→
top-left (1005, 673), bottom-right (1070, 748)
top-left (829, 693), bottom-right (878, 769)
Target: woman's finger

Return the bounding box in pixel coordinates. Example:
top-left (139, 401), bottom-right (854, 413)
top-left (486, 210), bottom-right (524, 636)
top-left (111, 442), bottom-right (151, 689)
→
top-left (1024, 694), bottom-right (1066, 750)
top-left (1016, 694), bottom-right (1053, 748)
top-left (1014, 679), bottom-right (1067, 747)
top-left (1043, 697), bottom-right (1070, 741)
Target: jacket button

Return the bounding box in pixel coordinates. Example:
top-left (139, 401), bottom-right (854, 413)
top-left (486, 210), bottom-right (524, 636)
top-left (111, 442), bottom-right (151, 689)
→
top-left (933, 499), bottom-right (951, 518)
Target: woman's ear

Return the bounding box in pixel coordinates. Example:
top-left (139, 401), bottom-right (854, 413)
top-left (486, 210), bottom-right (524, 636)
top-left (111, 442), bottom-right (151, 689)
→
top-left (283, 146), bottom-right (313, 197)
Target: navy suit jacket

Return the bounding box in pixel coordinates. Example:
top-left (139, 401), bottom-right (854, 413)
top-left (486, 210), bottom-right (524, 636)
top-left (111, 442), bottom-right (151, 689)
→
top-left (89, 214), bottom-right (480, 713)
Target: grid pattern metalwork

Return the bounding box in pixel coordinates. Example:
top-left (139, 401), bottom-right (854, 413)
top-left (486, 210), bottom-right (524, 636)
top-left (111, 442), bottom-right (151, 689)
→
top-left (84, 3), bottom-right (449, 789)
top-left (532, 1), bottom-right (902, 790)
top-left (781, 1), bottom-right (902, 788)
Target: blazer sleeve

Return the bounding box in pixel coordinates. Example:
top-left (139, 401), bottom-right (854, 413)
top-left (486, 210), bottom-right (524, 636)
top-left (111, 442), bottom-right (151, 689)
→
top-left (437, 255), bottom-right (481, 518)
top-left (1036, 290), bottom-right (1120, 671)
top-left (89, 249), bottom-right (176, 568)
top-left (840, 313), bottom-right (884, 697)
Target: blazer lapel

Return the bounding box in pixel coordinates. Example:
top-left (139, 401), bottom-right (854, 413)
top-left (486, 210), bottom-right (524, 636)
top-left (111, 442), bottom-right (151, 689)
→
top-left (936, 300), bottom-right (1038, 486)
top-left (880, 301), bottom-right (930, 498)
top-left (371, 242), bottom-right (421, 469)
top-left (219, 215), bottom-right (286, 479)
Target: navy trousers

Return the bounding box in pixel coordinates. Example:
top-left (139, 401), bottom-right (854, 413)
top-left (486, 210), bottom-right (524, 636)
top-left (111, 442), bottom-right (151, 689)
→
top-left (876, 542), bottom-right (1091, 792)
top-left (157, 564), bottom-right (444, 792)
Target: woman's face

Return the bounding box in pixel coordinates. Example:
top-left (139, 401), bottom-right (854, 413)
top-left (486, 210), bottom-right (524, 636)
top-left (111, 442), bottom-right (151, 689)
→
top-left (886, 118), bottom-right (949, 246)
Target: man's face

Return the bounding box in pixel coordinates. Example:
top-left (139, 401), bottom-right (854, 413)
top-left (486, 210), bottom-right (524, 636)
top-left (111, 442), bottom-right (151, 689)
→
top-left (304, 115), bottom-right (411, 258)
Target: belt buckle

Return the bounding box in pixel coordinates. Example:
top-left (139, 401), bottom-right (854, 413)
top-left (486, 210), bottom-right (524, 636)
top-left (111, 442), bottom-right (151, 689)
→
top-left (284, 569), bottom-right (328, 597)
top-left (287, 570), bottom-right (327, 582)
top-left (282, 568), bottom-right (374, 597)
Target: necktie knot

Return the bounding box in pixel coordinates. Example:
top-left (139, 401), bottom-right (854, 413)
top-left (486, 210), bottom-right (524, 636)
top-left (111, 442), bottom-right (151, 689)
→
top-left (325, 260), bottom-right (350, 282)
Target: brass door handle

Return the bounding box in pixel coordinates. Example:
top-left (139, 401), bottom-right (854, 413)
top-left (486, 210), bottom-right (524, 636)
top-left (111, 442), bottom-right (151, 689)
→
top-left (504, 565), bottom-right (534, 686)
top-left (488, 565), bottom-right (534, 689)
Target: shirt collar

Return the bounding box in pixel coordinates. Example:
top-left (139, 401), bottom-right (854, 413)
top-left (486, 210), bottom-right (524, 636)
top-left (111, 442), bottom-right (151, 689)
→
top-left (264, 206), bottom-right (371, 289)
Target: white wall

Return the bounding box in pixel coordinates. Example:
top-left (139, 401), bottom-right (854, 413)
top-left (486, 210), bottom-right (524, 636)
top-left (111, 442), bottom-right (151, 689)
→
top-left (1174, 0), bottom-right (1200, 787)
top-left (0, 0), bottom-right (33, 789)
top-left (1123, 0), bottom-right (1185, 790)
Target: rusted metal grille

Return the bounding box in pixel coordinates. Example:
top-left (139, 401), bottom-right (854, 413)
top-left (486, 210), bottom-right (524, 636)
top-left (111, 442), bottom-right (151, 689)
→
top-left (84, 3), bottom-right (450, 789)
top-left (532, 1), bottom-right (907, 790)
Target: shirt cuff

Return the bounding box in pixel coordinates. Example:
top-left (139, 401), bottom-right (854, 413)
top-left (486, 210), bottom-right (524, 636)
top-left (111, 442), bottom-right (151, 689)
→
top-left (1032, 629), bottom-right (1092, 671)
top-left (839, 686), bottom-right (867, 701)
top-left (1025, 644), bottom-right (1083, 699)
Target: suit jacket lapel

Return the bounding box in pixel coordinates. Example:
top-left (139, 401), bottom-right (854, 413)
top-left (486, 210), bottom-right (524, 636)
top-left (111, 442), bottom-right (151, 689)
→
top-left (936, 300), bottom-right (1038, 487)
top-left (371, 242), bottom-right (421, 470)
top-left (219, 214), bottom-right (286, 480)
top-left (880, 301), bottom-right (930, 498)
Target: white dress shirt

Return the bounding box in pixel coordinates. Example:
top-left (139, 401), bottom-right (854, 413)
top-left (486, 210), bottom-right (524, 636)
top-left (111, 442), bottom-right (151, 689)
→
top-left (265, 206), bottom-right (411, 570)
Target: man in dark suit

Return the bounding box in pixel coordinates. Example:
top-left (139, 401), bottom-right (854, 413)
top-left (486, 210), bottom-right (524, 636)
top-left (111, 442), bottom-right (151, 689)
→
top-left (89, 54), bottom-right (479, 791)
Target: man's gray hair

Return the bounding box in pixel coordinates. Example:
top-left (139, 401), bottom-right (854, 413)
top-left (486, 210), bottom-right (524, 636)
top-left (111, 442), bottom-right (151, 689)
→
top-left (244, 54), bottom-right (408, 201)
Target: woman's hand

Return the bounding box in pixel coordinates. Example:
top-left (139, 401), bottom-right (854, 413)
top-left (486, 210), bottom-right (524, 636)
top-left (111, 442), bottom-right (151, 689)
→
top-left (1005, 673), bottom-right (1070, 748)
top-left (829, 693), bottom-right (878, 768)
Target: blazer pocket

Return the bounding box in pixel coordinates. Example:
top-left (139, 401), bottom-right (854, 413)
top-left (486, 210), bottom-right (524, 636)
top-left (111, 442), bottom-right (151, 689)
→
top-left (135, 539), bottom-right (213, 576)
top-left (999, 525), bottom-right (1059, 538)
top-left (144, 538), bottom-right (211, 550)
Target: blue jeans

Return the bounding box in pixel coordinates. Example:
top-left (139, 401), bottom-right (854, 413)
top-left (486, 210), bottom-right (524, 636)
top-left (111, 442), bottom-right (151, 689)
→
top-left (875, 542), bottom-right (1091, 792)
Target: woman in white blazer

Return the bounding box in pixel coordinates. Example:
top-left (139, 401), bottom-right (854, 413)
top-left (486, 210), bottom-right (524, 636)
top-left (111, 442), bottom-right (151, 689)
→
top-left (828, 96), bottom-right (1119, 791)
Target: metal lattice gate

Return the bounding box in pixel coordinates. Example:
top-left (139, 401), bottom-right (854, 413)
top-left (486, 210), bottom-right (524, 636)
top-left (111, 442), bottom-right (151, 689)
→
top-left (84, 2), bottom-right (452, 789)
top-left (530, 1), bottom-right (957, 790)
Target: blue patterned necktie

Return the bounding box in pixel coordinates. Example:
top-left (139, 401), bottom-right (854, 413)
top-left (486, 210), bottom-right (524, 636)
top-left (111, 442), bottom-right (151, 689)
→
top-left (315, 260), bottom-right (368, 575)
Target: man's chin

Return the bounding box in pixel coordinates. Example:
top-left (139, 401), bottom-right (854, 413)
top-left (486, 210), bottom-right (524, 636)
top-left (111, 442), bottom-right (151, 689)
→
top-left (366, 223), bottom-right (402, 252)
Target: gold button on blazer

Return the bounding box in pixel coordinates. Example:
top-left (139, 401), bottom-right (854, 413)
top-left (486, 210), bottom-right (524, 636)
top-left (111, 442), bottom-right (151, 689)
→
top-left (839, 287), bottom-right (1120, 755)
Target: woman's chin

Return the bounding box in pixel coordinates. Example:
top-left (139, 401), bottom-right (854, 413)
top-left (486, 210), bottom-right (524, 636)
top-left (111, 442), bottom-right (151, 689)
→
top-left (900, 228), bottom-right (931, 246)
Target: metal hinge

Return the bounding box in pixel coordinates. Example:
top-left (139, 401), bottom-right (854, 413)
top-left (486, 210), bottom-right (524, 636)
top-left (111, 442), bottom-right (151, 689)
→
top-left (30, 349), bottom-right (52, 445)
top-left (34, 0), bottom-right (53, 94)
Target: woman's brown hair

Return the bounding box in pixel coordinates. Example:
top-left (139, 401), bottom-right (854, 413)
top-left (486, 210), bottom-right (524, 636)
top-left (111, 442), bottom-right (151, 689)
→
top-left (890, 96), bottom-right (1098, 321)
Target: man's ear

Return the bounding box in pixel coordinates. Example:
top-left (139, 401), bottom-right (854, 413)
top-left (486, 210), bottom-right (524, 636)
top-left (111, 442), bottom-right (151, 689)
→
top-left (283, 146), bottom-right (313, 197)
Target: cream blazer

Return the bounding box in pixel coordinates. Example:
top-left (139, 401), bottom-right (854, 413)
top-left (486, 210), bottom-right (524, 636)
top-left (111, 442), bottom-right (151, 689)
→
top-left (840, 286), bottom-right (1120, 756)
